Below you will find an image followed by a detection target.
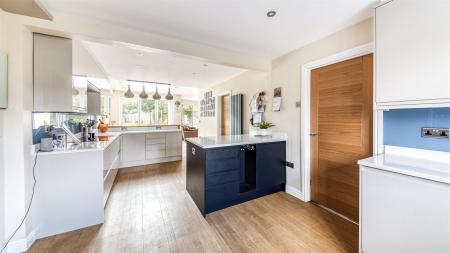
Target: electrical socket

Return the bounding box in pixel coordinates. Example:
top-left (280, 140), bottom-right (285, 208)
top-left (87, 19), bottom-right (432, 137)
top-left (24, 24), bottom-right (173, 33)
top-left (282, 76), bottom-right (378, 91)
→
top-left (421, 127), bottom-right (450, 139)
top-left (285, 161), bottom-right (294, 168)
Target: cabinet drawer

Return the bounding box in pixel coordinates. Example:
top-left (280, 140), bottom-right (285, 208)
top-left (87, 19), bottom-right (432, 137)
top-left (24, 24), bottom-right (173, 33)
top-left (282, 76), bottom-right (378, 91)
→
top-left (205, 157), bottom-right (240, 174)
top-left (146, 138), bottom-right (165, 145)
top-left (146, 143), bottom-right (165, 151)
top-left (206, 147), bottom-right (240, 160)
top-left (206, 170), bottom-right (240, 187)
top-left (205, 182), bottom-right (239, 213)
top-left (146, 133), bottom-right (166, 139)
top-left (146, 150), bottom-right (166, 159)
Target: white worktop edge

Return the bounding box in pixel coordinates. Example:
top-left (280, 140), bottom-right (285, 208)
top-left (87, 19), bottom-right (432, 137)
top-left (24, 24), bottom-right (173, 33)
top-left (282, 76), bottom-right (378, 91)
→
top-left (186, 133), bottom-right (287, 149)
top-left (358, 146), bottom-right (450, 184)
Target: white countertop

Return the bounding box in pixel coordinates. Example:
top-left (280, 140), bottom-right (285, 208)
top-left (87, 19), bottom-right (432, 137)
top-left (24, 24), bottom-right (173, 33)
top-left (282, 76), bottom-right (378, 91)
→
top-left (185, 134), bottom-right (287, 149)
top-left (358, 154), bottom-right (450, 184)
top-left (35, 129), bottom-right (181, 156)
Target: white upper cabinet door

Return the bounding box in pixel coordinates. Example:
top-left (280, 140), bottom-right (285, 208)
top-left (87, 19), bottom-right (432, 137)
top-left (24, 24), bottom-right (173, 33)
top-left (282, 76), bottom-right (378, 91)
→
top-left (33, 34), bottom-right (73, 112)
top-left (121, 134), bottom-right (146, 162)
top-left (375, 0), bottom-right (450, 107)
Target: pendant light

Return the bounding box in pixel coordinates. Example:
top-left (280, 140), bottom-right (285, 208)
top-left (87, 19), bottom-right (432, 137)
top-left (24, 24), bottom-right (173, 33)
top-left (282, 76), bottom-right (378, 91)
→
top-left (152, 84), bottom-right (161, 100)
top-left (139, 83), bottom-right (148, 99)
top-left (124, 82), bottom-right (134, 98)
top-left (165, 87), bottom-right (173, 100)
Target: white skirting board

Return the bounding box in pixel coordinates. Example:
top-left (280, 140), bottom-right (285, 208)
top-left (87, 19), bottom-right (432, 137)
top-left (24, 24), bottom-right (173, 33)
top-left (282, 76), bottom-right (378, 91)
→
top-left (119, 156), bottom-right (182, 168)
top-left (285, 185), bottom-right (305, 201)
top-left (5, 229), bottom-right (37, 253)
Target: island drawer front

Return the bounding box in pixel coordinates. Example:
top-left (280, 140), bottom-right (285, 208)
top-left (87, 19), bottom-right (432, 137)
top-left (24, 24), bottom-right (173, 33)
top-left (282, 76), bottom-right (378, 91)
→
top-left (205, 182), bottom-right (240, 212)
top-left (146, 138), bottom-right (166, 145)
top-left (205, 158), bottom-right (240, 174)
top-left (146, 143), bottom-right (166, 151)
top-left (206, 147), bottom-right (240, 161)
top-left (206, 170), bottom-right (240, 187)
top-left (146, 150), bottom-right (166, 159)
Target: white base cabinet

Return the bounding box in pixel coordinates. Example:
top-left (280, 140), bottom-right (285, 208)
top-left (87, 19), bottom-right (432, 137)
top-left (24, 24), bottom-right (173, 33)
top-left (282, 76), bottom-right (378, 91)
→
top-left (360, 166), bottom-right (450, 253)
top-left (120, 131), bottom-right (182, 168)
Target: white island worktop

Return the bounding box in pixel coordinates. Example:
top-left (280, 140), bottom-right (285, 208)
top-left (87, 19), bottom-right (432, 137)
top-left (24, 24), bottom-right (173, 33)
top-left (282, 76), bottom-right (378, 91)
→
top-left (186, 133), bottom-right (287, 149)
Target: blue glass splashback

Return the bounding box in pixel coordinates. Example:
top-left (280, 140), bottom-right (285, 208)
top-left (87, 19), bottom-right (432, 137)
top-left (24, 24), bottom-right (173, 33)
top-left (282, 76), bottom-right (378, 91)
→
top-left (383, 108), bottom-right (450, 152)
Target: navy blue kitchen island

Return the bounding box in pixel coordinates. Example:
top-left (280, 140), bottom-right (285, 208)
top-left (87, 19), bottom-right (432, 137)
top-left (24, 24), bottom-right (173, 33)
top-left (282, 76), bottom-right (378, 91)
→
top-left (185, 135), bottom-right (286, 216)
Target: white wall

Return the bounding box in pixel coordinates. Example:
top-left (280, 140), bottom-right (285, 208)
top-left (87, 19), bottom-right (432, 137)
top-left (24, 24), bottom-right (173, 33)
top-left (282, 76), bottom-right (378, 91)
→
top-left (0, 10), bottom-right (35, 251)
top-left (199, 18), bottom-right (373, 194)
top-left (197, 70), bottom-right (270, 136)
top-left (0, 7), bottom-right (6, 248)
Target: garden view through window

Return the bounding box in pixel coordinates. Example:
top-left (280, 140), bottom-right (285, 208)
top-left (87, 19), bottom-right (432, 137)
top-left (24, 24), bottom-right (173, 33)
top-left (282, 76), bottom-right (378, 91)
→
top-left (121, 97), bottom-right (169, 125)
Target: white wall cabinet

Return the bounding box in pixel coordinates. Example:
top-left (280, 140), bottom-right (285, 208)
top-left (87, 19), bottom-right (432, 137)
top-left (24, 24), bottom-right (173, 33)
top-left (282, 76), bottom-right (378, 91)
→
top-left (375, 0), bottom-right (450, 108)
top-left (33, 33), bottom-right (74, 112)
top-left (121, 133), bottom-right (146, 163)
top-left (87, 83), bottom-right (101, 115)
top-left (360, 166), bottom-right (450, 253)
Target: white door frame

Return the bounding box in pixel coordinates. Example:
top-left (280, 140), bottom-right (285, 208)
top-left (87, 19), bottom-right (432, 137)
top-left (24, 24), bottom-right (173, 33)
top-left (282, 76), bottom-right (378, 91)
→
top-left (300, 42), bottom-right (381, 202)
top-left (216, 90), bottom-right (232, 136)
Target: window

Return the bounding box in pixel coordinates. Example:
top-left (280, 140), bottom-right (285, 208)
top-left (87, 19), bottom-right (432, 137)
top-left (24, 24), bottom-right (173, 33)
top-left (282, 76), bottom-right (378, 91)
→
top-left (121, 97), bottom-right (139, 125)
top-left (158, 100), bottom-right (169, 125)
top-left (140, 99), bottom-right (156, 125)
top-left (101, 95), bottom-right (111, 116)
top-left (181, 104), bottom-right (194, 126)
top-left (120, 97), bottom-right (171, 126)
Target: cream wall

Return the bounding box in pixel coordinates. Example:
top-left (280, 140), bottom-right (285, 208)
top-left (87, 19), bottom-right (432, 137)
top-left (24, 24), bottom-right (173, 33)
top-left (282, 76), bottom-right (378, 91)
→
top-left (0, 7), bottom-right (5, 247)
top-left (197, 70), bottom-right (270, 136)
top-left (0, 10), bottom-right (35, 251)
top-left (200, 18), bottom-right (373, 194)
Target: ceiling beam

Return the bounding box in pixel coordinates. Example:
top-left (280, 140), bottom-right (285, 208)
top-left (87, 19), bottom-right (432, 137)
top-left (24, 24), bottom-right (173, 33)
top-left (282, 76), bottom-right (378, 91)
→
top-left (20, 11), bottom-right (271, 71)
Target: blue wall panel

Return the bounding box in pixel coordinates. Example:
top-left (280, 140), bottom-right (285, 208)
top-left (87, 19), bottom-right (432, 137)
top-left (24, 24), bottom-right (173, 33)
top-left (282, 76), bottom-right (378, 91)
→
top-left (383, 108), bottom-right (450, 152)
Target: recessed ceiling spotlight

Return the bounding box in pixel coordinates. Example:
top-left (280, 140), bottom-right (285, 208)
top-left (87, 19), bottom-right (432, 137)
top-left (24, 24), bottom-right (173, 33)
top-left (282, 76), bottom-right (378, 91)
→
top-left (267, 10), bottom-right (276, 18)
top-left (136, 52), bottom-right (144, 57)
top-left (203, 64), bottom-right (208, 67)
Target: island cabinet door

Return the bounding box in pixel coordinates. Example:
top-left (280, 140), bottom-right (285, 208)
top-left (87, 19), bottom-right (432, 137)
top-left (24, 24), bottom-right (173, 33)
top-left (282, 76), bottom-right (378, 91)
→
top-left (204, 146), bottom-right (241, 214)
top-left (256, 142), bottom-right (286, 190)
top-left (186, 142), bottom-right (206, 215)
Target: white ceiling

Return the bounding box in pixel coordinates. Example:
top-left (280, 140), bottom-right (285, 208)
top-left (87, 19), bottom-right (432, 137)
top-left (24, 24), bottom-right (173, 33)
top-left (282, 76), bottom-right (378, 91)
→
top-left (83, 40), bottom-right (246, 90)
top-left (39, 0), bottom-right (376, 58)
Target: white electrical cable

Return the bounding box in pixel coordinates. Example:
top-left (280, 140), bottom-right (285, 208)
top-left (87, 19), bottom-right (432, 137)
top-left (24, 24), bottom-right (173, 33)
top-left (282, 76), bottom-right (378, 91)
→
top-left (0, 150), bottom-right (40, 253)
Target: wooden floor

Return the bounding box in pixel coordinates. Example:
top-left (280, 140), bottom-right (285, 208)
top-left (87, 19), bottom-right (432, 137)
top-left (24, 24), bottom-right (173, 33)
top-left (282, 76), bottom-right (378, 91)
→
top-left (28, 159), bottom-right (358, 253)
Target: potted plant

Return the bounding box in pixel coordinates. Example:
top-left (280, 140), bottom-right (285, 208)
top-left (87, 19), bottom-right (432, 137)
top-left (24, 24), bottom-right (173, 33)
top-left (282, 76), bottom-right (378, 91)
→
top-left (258, 121), bottom-right (275, 136)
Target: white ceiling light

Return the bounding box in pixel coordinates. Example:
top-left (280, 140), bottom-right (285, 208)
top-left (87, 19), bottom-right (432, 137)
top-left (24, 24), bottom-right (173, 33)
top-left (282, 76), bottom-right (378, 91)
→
top-left (136, 52), bottom-right (144, 57)
top-left (153, 84), bottom-right (161, 100)
top-left (266, 10), bottom-right (276, 17)
top-left (139, 83), bottom-right (148, 99)
top-left (124, 83), bottom-right (134, 98)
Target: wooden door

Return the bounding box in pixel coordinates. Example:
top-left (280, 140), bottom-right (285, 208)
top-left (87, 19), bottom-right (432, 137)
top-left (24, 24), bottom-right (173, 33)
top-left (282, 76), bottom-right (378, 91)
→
top-left (311, 54), bottom-right (373, 222)
top-left (221, 95), bottom-right (231, 136)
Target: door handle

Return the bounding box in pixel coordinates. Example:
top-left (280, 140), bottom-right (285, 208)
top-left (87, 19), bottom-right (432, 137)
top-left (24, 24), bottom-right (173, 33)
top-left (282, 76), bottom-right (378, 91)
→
top-left (309, 133), bottom-right (319, 136)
